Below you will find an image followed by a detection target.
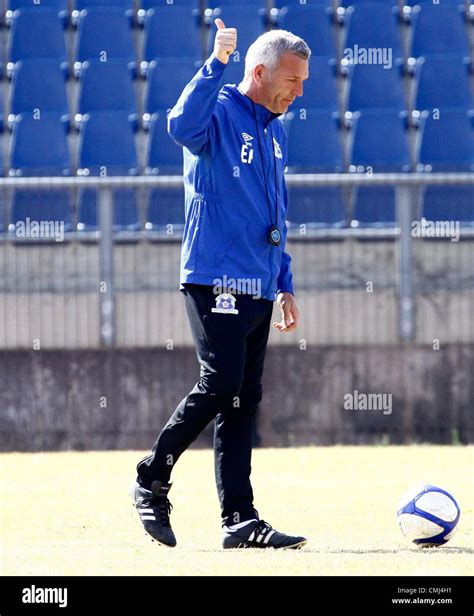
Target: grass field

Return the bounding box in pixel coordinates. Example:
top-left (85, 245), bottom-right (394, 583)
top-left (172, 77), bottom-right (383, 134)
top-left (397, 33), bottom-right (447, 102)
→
top-left (1, 446), bottom-right (472, 576)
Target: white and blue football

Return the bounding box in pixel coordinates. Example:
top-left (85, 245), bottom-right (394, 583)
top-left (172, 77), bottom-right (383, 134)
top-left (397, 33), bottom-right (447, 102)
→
top-left (397, 484), bottom-right (461, 547)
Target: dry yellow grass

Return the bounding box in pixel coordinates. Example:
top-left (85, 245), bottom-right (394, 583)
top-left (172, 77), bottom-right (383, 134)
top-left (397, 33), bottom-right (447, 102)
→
top-left (1, 446), bottom-right (472, 576)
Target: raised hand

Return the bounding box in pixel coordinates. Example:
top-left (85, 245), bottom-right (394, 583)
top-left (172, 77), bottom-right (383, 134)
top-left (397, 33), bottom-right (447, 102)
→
top-left (213, 18), bottom-right (237, 64)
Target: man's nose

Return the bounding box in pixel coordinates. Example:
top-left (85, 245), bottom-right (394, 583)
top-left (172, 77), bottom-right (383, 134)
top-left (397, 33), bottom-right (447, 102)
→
top-left (294, 82), bottom-right (303, 98)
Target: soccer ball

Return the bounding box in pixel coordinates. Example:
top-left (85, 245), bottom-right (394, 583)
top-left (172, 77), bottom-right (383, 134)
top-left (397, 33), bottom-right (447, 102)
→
top-left (397, 484), bottom-right (461, 547)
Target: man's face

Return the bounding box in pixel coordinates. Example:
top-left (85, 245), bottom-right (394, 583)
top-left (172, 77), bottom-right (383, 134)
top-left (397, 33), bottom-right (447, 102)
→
top-left (258, 53), bottom-right (309, 114)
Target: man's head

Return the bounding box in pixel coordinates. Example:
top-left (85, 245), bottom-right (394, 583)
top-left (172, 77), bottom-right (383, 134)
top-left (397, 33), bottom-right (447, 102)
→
top-left (240, 30), bottom-right (311, 114)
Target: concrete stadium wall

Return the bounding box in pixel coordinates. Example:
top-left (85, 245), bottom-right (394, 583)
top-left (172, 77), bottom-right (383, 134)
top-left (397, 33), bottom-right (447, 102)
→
top-left (1, 344), bottom-right (473, 451)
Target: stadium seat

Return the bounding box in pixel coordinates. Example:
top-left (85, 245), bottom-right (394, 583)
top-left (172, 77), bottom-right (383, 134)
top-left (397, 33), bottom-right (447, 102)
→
top-left (291, 56), bottom-right (338, 111)
top-left (412, 55), bottom-right (472, 114)
top-left (276, 5), bottom-right (336, 58)
top-left (0, 193), bottom-right (4, 233)
top-left (9, 113), bottom-right (72, 231)
top-left (339, 0), bottom-right (398, 5)
top-left (422, 186), bottom-right (474, 227)
top-left (77, 112), bottom-right (139, 231)
top-left (74, 8), bottom-right (136, 77)
top-left (8, 9), bottom-right (68, 77)
top-left (0, 88), bottom-right (4, 132)
top-left (283, 109), bottom-right (344, 172)
top-left (146, 114), bottom-right (183, 175)
top-left (6, 0), bottom-right (69, 27)
top-left (72, 0), bottom-right (134, 25)
top-left (283, 109), bottom-right (345, 228)
top-left (345, 62), bottom-right (405, 113)
top-left (76, 60), bottom-right (138, 129)
top-left (9, 114), bottom-right (70, 176)
top-left (416, 108), bottom-right (474, 172)
top-left (207, 6), bottom-right (268, 59)
top-left (286, 187), bottom-right (346, 229)
top-left (137, 0), bottom-right (198, 24)
top-left (141, 6), bottom-right (202, 74)
top-left (409, 4), bottom-right (469, 60)
top-left (146, 186), bottom-right (185, 233)
top-left (341, 4), bottom-right (403, 67)
top-left (145, 114), bottom-right (185, 232)
top-left (9, 60), bottom-right (69, 129)
top-left (348, 109), bottom-right (410, 172)
top-left (274, 0), bottom-right (332, 6)
top-left (143, 59), bottom-right (202, 127)
top-left (348, 109), bottom-right (410, 226)
top-left (351, 187), bottom-right (396, 228)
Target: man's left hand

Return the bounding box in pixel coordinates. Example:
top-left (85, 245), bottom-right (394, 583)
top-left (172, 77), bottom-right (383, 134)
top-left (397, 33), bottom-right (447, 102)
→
top-left (273, 292), bottom-right (299, 333)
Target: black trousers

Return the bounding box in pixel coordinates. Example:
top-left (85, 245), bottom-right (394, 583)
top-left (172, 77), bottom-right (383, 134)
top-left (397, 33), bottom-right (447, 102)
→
top-left (136, 283), bottom-right (273, 525)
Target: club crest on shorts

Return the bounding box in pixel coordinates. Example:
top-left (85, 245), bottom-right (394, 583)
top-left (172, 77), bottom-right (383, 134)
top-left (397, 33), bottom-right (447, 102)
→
top-left (211, 293), bottom-right (239, 315)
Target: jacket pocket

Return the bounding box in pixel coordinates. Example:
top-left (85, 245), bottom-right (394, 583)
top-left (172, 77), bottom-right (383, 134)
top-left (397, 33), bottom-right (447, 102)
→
top-left (196, 199), bottom-right (251, 270)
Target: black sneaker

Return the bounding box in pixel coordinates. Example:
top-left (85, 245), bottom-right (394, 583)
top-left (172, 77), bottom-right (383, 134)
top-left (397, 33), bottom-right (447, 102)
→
top-left (222, 518), bottom-right (307, 549)
top-left (132, 479), bottom-right (177, 547)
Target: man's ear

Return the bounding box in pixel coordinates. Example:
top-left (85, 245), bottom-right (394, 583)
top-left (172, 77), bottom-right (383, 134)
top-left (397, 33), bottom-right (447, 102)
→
top-left (253, 63), bottom-right (266, 85)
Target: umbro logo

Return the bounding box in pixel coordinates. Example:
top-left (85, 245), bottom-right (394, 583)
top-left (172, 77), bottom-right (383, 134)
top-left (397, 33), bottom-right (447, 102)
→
top-left (242, 132), bottom-right (254, 142)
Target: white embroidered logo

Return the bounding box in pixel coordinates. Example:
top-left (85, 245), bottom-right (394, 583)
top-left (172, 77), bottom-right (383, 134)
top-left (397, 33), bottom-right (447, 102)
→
top-left (211, 293), bottom-right (239, 315)
top-left (241, 132), bottom-right (254, 164)
top-left (273, 137), bottom-right (283, 159)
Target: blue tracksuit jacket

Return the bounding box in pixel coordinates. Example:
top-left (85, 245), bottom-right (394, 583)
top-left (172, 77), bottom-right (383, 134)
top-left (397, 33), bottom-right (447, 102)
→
top-left (168, 53), bottom-right (294, 301)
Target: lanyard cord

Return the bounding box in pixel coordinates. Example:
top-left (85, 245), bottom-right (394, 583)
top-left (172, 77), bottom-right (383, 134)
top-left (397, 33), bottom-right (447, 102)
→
top-left (251, 100), bottom-right (279, 230)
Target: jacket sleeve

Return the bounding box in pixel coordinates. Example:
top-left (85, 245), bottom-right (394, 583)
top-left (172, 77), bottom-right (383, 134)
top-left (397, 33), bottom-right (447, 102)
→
top-left (167, 53), bottom-right (227, 156)
top-left (276, 134), bottom-right (295, 296)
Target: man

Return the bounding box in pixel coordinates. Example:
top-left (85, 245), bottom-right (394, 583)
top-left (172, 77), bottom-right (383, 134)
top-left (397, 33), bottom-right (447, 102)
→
top-left (132, 21), bottom-right (310, 549)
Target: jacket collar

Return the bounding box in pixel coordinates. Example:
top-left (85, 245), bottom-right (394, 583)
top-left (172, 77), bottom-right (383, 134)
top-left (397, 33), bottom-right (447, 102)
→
top-left (223, 84), bottom-right (282, 128)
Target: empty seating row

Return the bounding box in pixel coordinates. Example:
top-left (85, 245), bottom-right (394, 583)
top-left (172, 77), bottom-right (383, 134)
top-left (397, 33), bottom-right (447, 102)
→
top-left (0, 2), bottom-right (472, 78)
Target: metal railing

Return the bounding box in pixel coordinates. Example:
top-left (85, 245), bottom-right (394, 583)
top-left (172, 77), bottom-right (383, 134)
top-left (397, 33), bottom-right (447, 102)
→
top-left (1, 173), bottom-right (473, 347)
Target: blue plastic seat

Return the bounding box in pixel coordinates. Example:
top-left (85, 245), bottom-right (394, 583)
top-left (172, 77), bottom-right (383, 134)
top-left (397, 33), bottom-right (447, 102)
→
top-left (412, 55), bottom-right (472, 113)
top-left (283, 109), bottom-right (344, 173)
top-left (290, 56), bottom-right (337, 111)
top-left (416, 108), bottom-right (474, 172)
top-left (6, 0), bottom-right (69, 26)
top-left (348, 109), bottom-right (410, 172)
top-left (409, 4), bottom-right (469, 60)
top-left (77, 60), bottom-right (138, 129)
top-left (74, 8), bottom-right (136, 77)
top-left (144, 59), bottom-right (201, 126)
top-left (9, 60), bottom-right (69, 128)
top-left (8, 9), bottom-right (68, 77)
top-left (146, 113), bottom-right (183, 174)
top-left (348, 109), bottom-right (410, 227)
top-left (339, 0), bottom-right (397, 5)
top-left (145, 114), bottom-right (185, 232)
top-left (10, 113), bottom-right (70, 176)
top-left (9, 113), bottom-right (72, 231)
top-left (275, 0), bottom-right (332, 5)
top-left (77, 112), bottom-right (139, 231)
top-left (72, 0), bottom-right (134, 25)
top-left (345, 62), bottom-right (405, 113)
top-left (351, 187), bottom-right (396, 228)
top-left (341, 4), bottom-right (402, 66)
top-left (142, 6), bottom-right (201, 74)
top-left (286, 186), bottom-right (346, 229)
top-left (276, 5), bottom-right (336, 58)
top-left (207, 6), bottom-right (268, 59)
top-left (283, 109), bottom-right (345, 228)
top-left (422, 186), bottom-right (474, 227)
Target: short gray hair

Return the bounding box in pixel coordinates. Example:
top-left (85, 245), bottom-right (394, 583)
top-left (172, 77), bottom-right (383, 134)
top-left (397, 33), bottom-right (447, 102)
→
top-left (244, 30), bottom-right (311, 78)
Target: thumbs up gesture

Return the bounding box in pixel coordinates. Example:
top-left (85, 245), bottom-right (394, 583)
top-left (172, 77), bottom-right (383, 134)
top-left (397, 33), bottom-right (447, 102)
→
top-left (213, 18), bottom-right (237, 65)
